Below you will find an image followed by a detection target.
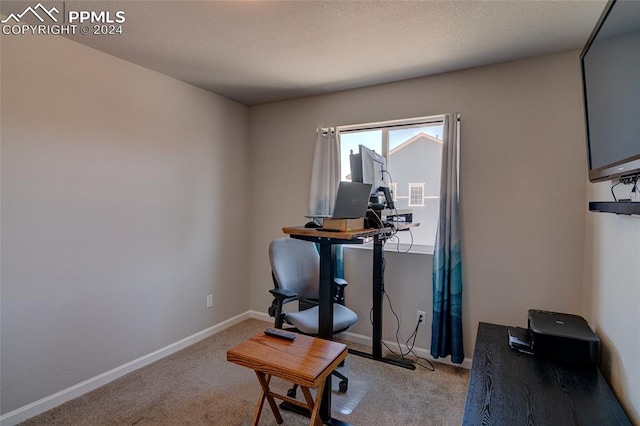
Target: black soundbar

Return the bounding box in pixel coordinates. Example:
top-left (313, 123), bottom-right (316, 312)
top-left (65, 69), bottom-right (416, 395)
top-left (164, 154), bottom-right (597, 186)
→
top-left (589, 201), bottom-right (640, 215)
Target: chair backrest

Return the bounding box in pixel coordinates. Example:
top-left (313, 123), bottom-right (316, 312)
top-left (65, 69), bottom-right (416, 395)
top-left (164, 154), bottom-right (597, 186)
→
top-left (269, 237), bottom-right (320, 300)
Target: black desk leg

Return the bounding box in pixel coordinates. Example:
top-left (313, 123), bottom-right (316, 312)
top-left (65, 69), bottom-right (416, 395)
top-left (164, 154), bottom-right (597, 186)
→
top-left (281, 241), bottom-right (351, 425)
top-left (318, 242), bottom-right (334, 341)
top-left (372, 236), bottom-right (383, 358)
top-left (318, 242), bottom-right (352, 426)
top-left (349, 235), bottom-right (415, 370)
top-left (280, 237), bottom-right (353, 425)
top-left (317, 242), bottom-right (334, 422)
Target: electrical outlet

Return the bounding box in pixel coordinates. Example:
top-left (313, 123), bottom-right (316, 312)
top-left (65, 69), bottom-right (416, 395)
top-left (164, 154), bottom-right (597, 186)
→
top-left (417, 310), bottom-right (426, 326)
top-left (206, 294), bottom-right (213, 308)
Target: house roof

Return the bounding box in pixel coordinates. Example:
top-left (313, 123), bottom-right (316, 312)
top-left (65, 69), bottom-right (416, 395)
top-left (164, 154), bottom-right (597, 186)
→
top-left (389, 132), bottom-right (442, 157)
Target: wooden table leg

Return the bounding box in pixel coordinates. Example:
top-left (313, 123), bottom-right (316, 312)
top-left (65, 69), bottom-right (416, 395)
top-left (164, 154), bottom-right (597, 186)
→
top-left (304, 380), bottom-right (326, 426)
top-left (254, 372), bottom-right (283, 425)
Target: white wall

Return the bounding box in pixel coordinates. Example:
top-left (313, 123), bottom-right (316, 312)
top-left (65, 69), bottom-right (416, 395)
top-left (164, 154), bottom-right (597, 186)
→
top-left (583, 182), bottom-right (640, 423)
top-left (0, 33), bottom-right (250, 414)
top-left (248, 51), bottom-right (588, 359)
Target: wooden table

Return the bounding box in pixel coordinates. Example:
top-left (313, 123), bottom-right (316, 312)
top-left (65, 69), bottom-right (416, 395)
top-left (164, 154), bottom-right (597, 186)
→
top-left (462, 322), bottom-right (631, 425)
top-left (227, 332), bottom-right (348, 426)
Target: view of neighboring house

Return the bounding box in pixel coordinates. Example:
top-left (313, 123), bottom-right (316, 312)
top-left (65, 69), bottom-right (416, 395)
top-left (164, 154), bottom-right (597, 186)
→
top-left (387, 132), bottom-right (443, 247)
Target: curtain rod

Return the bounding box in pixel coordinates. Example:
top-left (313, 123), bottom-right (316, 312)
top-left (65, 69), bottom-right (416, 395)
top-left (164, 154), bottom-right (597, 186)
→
top-left (337, 115), bottom-right (446, 133)
top-left (339, 121), bottom-right (441, 134)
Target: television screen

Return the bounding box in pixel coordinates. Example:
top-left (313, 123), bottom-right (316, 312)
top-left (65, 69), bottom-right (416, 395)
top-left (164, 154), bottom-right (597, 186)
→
top-left (581, 0), bottom-right (640, 182)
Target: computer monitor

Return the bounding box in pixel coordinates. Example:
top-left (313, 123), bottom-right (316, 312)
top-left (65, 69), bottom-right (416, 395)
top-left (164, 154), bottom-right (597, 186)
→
top-left (349, 145), bottom-right (394, 209)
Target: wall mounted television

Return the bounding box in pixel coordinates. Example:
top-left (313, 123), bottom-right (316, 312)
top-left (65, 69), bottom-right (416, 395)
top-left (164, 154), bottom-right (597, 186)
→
top-left (580, 0), bottom-right (640, 183)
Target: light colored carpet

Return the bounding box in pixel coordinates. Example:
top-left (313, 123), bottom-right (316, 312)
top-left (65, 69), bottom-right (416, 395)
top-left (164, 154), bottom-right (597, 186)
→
top-left (21, 319), bottom-right (469, 425)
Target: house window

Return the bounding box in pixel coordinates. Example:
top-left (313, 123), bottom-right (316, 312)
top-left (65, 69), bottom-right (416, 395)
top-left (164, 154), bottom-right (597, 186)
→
top-left (408, 183), bottom-right (425, 206)
top-left (338, 115), bottom-right (444, 251)
top-left (390, 182), bottom-right (398, 202)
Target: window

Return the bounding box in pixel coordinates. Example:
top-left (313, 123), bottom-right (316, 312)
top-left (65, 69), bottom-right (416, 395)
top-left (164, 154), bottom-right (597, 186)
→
top-left (338, 115), bottom-right (444, 251)
top-left (390, 182), bottom-right (398, 202)
top-left (408, 183), bottom-right (425, 206)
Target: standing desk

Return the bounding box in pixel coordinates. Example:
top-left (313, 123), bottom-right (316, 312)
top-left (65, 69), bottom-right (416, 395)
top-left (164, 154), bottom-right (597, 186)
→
top-left (282, 224), bottom-right (418, 425)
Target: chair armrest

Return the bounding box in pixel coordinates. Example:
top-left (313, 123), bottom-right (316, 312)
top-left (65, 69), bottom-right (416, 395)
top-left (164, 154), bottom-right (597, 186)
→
top-left (269, 288), bottom-right (297, 300)
top-left (333, 278), bottom-right (348, 288)
top-left (332, 278), bottom-right (348, 304)
top-left (268, 288), bottom-right (297, 326)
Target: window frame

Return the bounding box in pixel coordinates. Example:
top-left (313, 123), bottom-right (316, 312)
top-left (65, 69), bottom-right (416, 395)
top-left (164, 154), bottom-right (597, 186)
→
top-left (337, 114), bottom-right (445, 254)
top-left (389, 182), bottom-right (398, 202)
top-left (341, 115), bottom-right (442, 147)
top-left (408, 183), bottom-right (425, 207)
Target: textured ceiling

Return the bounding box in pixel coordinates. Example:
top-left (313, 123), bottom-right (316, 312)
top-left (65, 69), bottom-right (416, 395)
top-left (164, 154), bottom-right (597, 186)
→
top-left (2, 1), bottom-right (608, 105)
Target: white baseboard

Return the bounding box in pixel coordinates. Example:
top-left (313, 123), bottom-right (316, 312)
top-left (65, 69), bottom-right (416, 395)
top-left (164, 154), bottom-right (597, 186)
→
top-left (341, 330), bottom-right (472, 370)
top-left (250, 310), bottom-right (472, 369)
top-left (0, 312), bottom-right (251, 426)
top-left (249, 310), bottom-right (273, 323)
top-left (2, 310), bottom-right (470, 426)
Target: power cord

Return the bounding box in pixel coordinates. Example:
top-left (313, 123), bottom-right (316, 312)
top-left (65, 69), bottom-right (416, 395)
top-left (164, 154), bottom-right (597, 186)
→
top-left (369, 275), bottom-right (435, 371)
top-left (379, 168), bottom-right (418, 251)
top-left (610, 180), bottom-right (620, 202)
top-left (612, 174), bottom-right (640, 201)
top-left (386, 228), bottom-right (414, 254)
top-left (366, 208), bottom-right (385, 228)
top-left (622, 174), bottom-right (639, 200)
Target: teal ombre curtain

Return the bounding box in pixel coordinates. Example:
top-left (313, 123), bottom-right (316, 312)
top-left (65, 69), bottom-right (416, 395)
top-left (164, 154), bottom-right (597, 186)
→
top-left (309, 127), bottom-right (344, 278)
top-left (333, 245), bottom-right (344, 279)
top-left (431, 113), bottom-right (463, 364)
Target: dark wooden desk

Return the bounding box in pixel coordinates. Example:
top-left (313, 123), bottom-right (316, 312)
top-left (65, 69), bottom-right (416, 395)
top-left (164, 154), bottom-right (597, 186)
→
top-left (462, 322), bottom-right (631, 425)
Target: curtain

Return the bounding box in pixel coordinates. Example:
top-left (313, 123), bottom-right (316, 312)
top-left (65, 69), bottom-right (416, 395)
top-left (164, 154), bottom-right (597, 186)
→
top-left (308, 127), bottom-right (344, 278)
top-left (309, 128), bottom-right (340, 217)
top-left (430, 113), bottom-right (463, 364)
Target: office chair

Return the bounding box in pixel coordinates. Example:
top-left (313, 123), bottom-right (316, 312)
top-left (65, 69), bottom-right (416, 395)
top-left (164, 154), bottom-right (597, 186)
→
top-left (268, 237), bottom-right (358, 396)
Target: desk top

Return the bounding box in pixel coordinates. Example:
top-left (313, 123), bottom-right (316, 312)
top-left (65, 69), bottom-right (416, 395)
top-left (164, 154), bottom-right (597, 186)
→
top-left (283, 223), bottom-right (419, 241)
top-left (283, 226), bottom-right (381, 240)
top-left (227, 332), bottom-right (348, 388)
top-left (462, 322), bottom-right (631, 425)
